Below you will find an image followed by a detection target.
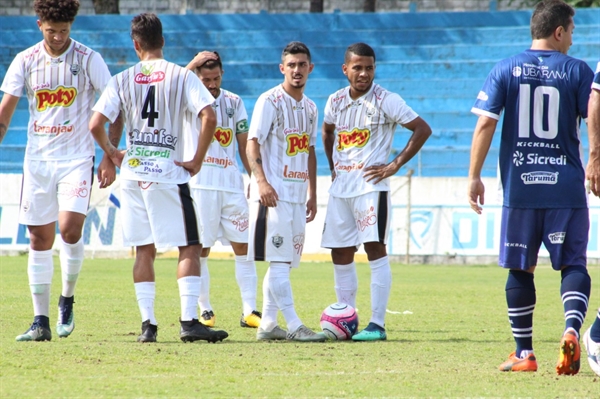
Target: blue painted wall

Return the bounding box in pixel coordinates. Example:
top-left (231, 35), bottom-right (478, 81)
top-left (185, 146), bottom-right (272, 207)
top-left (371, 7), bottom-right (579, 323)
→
top-left (1, 10), bottom-right (598, 176)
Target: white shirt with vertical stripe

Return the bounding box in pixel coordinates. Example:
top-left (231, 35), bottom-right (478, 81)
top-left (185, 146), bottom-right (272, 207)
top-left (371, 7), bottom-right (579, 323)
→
top-left (93, 59), bottom-right (213, 184)
top-left (1, 40), bottom-right (111, 160)
top-left (324, 83), bottom-right (418, 198)
top-left (185, 88), bottom-right (248, 193)
top-left (248, 84), bottom-right (318, 204)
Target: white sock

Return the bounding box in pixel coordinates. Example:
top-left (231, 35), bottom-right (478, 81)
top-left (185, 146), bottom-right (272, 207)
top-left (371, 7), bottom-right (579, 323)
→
top-left (235, 255), bottom-right (257, 316)
top-left (59, 237), bottom-right (84, 297)
top-left (198, 257), bottom-right (211, 312)
top-left (28, 249), bottom-right (54, 317)
top-left (259, 268), bottom-right (279, 331)
top-left (333, 262), bottom-right (358, 308)
top-left (178, 276), bottom-right (201, 321)
top-left (269, 262), bottom-right (302, 332)
top-left (370, 256), bottom-right (391, 328)
top-left (134, 282), bottom-right (156, 325)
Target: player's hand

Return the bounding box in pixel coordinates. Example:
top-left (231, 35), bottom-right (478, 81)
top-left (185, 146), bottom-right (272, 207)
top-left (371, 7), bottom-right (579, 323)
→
top-left (468, 177), bottom-right (485, 214)
top-left (330, 169), bottom-right (336, 182)
top-left (306, 196), bottom-right (317, 223)
top-left (175, 159), bottom-right (201, 177)
top-left (188, 51), bottom-right (219, 69)
top-left (257, 180), bottom-right (278, 207)
top-left (363, 163), bottom-right (398, 184)
top-left (586, 161), bottom-right (600, 197)
top-left (108, 149), bottom-right (124, 169)
top-left (98, 154), bottom-right (116, 188)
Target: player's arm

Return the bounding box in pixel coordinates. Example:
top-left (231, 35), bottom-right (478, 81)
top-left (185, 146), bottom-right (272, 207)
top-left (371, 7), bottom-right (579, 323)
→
top-left (247, 137), bottom-right (278, 207)
top-left (587, 87), bottom-right (600, 197)
top-left (97, 111), bottom-right (124, 188)
top-left (0, 93), bottom-right (19, 144)
top-left (177, 104), bottom-right (216, 177)
top-left (306, 145), bottom-right (317, 223)
top-left (364, 116), bottom-right (432, 184)
top-left (322, 122), bottom-right (336, 180)
top-left (89, 111), bottom-right (122, 168)
top-left (468, 115), bottom-right (497, 214)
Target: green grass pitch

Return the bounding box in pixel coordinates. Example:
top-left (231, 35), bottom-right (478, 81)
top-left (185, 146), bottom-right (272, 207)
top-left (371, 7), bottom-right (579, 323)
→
top-left (1, 256), bottom-right (599, 397)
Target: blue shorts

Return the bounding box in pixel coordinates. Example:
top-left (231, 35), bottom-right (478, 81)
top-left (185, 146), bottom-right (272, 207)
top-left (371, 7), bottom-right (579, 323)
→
top-left (499, 207), bottom-right (588, 271)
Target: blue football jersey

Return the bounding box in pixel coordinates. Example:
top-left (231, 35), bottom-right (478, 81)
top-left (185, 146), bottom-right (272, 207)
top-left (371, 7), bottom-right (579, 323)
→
top-left (472, 50), bottom-right (594, 208)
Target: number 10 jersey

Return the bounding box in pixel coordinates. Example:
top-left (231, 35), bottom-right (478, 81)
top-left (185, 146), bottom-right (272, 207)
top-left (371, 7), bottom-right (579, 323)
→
top-left (472, 49), bottom-right (594, 208)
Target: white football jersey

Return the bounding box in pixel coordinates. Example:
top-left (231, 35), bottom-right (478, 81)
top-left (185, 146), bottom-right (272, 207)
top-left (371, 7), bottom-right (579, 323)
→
top-left (93, 59), bottom-right (213, 184)
top-left (0, 40), bottom-right (111, 160)
top-left (248, 84), bottom-right (318, 204)
top-left (324, 83), bottom-right (418, 198)
top-left (185, 88), bottom-right (249, 193)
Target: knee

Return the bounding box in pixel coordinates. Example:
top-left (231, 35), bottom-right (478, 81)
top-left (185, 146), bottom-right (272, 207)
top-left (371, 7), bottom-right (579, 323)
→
top-left (331, 247), bottom-right (355, 265)
top-left (364, 242), bottom-right (387, 260)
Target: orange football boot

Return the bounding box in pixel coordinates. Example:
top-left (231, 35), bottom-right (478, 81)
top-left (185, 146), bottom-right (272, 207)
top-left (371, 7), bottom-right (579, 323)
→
top-left (498, 351), bottom-right (538, 372)
top-left (556, 330), bottom-right (580, 375)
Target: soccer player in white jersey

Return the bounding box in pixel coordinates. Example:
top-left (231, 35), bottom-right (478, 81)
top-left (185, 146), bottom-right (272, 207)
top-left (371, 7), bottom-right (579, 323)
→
top-left (321, 42), bottom-right (431, 342)
top-left (89, 13), bottom-right (228, 344)
top-left (468, 1), bottom-right (593, 374)
top-left (583, 60), bottom-right (600, 377)
top-left (247, 42), bottom-right (325, 342)
top-left (184, 51), bottom-right (261, 329)
top-left (0, 0), bottom-right (122, 342)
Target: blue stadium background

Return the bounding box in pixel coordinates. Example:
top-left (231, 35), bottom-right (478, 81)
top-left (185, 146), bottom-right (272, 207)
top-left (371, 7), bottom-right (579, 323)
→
top-left (1, 9), bottom-right (598, 176)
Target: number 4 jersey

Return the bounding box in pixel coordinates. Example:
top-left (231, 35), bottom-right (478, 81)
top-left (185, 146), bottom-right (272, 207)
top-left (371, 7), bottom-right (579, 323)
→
top-left (93, 59), bottom-right (214, 184)
top-left (472, 49), bottom-right (594, 208)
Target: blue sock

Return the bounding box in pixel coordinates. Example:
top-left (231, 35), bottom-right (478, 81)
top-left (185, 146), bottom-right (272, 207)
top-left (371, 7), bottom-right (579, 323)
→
top-left (560, 266), bottom-right (590, 337)
top-left (590, 310), bottom-right (600, 342)
top-left (505, 270), bottom-right (536, 357)
top-left (364, 322), bottom-right (385, 332)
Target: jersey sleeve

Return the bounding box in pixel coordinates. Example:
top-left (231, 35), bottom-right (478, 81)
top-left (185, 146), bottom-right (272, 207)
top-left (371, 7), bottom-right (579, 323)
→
top-left (234, 97), bottom-right (249, 134)
top-left (248, 94), bottom-right (276, 145)
top-left (0, 54), bottom-right (25, 98)
top-left (323, 94), bottom-right (335, 125)
top-left (185, 72), bottom-right (215, 116)
top-left (88, 52), bottom-right (112, 95)
top-left (380, 92), bottom-right (418, 125)
top-left (92, 76), bottom-right (121, 123)
top-left (471, 61), bottom-right (507, 120)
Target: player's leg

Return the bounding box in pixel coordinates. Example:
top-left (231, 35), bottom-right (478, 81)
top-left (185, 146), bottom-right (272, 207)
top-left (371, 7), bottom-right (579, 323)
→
top-left (54, 156), bottom-right (93, 338)
top-left (584, 309), bottom-right (600, 376)
top-left (16, 160), bottom-right (58, 341)
top-left (198, 246), bottom-right (215, 326)
top-left (321, 196), bottom-right (359, 309)
top-left (497, 207), bottom-right (541, 372)
top-left (546, 208), bottom-right (590, 375)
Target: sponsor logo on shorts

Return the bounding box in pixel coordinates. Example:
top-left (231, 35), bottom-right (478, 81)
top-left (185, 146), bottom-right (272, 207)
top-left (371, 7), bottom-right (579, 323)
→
top-left (229, 212), bottom-right (248, 232)
top-left (505, 242), bottom-right (527, 248)
top-left (355, 206), bottom-right (377, 232)
top-left (214, 127), bottom-right (233, 147)
top-left (22, 200), bottom-right (31, 213)
top-left (36, 86), bottom-right (77, 112)
top-left (138, 181), bottom-right (154, 190)
top-left (134, 64), bottom-right (165, 84)
top-left (286, 133), bottom-right (310, 156)
top-left (548, 232), bottom-right (566, 244)
top-left (58, 180), bottom-right (89, 199)
top-left (283, 165), bottom-right (309, 182)
top-left (521, 171), bottom-right (558, 185)
top-left (293, 233), bottom-right (305, 255)
top-left (33, 120), bottom-right (74, 136)
top-left (337, 128), bottom-right (370, 151)
top-left (272, 234), bottom-right (284, 248)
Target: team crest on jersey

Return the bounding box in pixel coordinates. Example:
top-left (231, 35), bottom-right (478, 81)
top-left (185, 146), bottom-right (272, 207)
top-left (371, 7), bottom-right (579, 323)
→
top-left (272, 234), bottom-right (284, 248)
top-left (366, 107), bottom-right (376, 117)
top-left (308, 113), bottom-right (315, 124)
top-left (70, 64), bottom-right (81, 76)
top-left (225, 107), bottom-right (235, 118)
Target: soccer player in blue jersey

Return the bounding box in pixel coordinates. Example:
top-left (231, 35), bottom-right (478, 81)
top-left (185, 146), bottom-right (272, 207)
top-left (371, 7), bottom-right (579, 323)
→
top-left (468, 0), bottom-right (594, 375)
top-left (583, 60), bottom-right (600, 377)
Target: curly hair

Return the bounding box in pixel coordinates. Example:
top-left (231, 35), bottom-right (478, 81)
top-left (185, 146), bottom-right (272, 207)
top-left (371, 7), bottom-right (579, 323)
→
top-left (34, 0), bottom-right (80, 23)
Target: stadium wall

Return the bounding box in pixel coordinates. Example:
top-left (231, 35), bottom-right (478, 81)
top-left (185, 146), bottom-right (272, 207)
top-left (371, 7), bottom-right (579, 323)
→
top-left (1, 0), bottom-right (531, 16)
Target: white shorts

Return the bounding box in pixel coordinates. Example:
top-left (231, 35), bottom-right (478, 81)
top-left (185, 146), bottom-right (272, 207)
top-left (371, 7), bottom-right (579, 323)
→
top-left (19, 156), bottom-right (94, 226)
top-left (321, 191), bottom-right (391, 248)
top-left (192, 188), bottom-right (249, 247)
top-left (121, 180), bottom-right (201, 248)
top-left (247, 200), bottom-right (306, 268)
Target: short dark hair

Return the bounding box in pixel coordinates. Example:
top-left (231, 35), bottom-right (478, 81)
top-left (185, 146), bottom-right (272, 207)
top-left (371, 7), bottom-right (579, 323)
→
top-left (198, 52), bottom-right (222, 71)
top-left (345, 42), bottom-right (376, 63)
top-left (130, 13), bottom-right (163, 51)
top-left (281, 41), bottom-right (311, 63)
top-left (34, 0), bottom-right (79, 23)
top-left (530, 0), bottom-right (574, 40)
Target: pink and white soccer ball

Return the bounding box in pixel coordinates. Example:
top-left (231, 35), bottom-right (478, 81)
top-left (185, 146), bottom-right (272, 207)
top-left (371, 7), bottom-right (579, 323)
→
top-left (320, 303), bottom-right (359, 340)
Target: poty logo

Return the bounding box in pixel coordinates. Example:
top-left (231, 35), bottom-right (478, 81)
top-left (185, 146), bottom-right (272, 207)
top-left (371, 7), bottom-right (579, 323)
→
top-left (134, 71), bottom-right (165, 84)
top-left (214, 127), bottom-right (233, 147)
top-left (337, 128), bottom-right (370, 151)
top-left (548, 232), bottom-right (566, 244)
top-left (286, 133), bottom-right (309, 156)
top-left (521, 171), bottom-right (558, 185)
top-left (36, 86), bottom-right (77, 111)
top-left (513, 151), bottom-right (524, 166)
